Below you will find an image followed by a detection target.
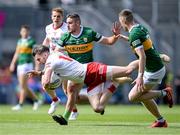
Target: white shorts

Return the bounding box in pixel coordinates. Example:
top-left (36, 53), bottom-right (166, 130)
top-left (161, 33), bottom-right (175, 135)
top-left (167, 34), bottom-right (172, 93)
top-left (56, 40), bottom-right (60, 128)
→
top-left (87, 81), bottom-right (118, 96)
top-left (17, 63), bottom-right (33, 76)
top-left (143, 66), bottom-right (166, 85)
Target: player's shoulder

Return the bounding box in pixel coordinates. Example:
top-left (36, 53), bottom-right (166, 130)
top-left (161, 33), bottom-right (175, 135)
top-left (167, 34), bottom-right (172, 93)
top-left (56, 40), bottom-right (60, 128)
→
top-left (45, 23), bottom-right (53, 31)
top-left (82, 26), bottom-right (96, 35)
top-left (130, 24), bottom-right (144, 36)
top-left (51, 51), bottom-right (63, 57)
top-left (131, 24), bottom-right (147, 33)
top-left (61, 31), bottom-right (70, 39)
top-left (83, 26), bottom-right (93, 31)
top-left (28, 36), bottom-right (35, 40)
top-left (47, 52), bottom-right (58, 62)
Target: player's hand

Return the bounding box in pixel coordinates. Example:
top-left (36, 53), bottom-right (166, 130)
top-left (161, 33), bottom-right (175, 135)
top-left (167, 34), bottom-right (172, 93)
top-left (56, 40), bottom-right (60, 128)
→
top-left (112, 21), bottom-right (121, 36)
top-left (26, 70), bottom-right (41, 78)
top-left (42, 83), bottom-right (49, 91)
top-left (132, 77), bottom-right (144, 92)
top-left (41, 74), bottom-right (50, 90)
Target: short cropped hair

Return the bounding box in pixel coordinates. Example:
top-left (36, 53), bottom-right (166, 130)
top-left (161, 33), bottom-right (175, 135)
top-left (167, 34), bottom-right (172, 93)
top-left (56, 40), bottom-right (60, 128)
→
top-left (66, 13), bottom-right (81, 24)
top-left (21, 24), bottom-right (30, 30)
top-left (119, 9), bottom-right (134, 23)
top-left (32, 45), bottom-right (49, 57)
top-left (52, 7), bottom-right (64, 16)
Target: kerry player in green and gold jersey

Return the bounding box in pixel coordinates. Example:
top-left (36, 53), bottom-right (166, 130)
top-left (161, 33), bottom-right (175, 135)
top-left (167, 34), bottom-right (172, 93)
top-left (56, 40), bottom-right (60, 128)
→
top-left (118, 9), bottom-right (173, 128)
top-left (9, 25), bottom-right (40, 111)
top-left (56, 13), bottom-right (119, 63)
top-left (54, 13), bottom-right (132, 121)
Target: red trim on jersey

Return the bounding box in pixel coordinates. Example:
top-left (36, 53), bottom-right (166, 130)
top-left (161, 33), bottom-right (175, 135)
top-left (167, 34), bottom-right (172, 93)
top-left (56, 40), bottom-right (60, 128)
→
top-left (53, 22), bottom-right (63, 30)
top-left (84, 62), bottom-right (107, 92)
top-left (59, 55), bottom-right (73, 61)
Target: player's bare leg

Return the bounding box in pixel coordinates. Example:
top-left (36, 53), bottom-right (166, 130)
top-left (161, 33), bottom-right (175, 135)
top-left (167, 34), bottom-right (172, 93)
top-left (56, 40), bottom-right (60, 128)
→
top-left (113, 77), bottom-right (132, 84)
top-left (128, 84), bottom-right (173, 127)
top-left (62, 82), bottom-right (83, 122)
top-left (110, 60), bottom-right (139, 80)
top-left (12, 74), bottom-right (39, 111)
top-left (88, 82), bottom-right (117, 115)
top-left (63, 80), bottom-right (80, 120)
top-left (88, 93), bottom-right (102, 113)
top-left (46, 90), bottom-right (60, 115)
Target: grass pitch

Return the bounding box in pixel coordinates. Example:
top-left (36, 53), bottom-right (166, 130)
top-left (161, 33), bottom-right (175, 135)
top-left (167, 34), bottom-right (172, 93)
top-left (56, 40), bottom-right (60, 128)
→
top-left (0, 104), bottom-right (180, 135)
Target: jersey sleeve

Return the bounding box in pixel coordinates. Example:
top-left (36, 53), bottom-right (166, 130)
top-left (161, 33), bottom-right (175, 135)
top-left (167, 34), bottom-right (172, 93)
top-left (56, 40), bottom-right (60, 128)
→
top-left (129, 29), bottom-right (144, 50)
top-left (29, 38), bottom-right (36, 48)
top-left (56, 33), bottom-right (70, 48)
top-left (92, 30), bottom-right (102, 42)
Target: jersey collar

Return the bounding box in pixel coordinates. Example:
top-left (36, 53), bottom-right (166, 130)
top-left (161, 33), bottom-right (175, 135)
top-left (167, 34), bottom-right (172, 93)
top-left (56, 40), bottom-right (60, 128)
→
top-left (53, 22), bottom-right (63, 30)
top-left (129, 24), bottom-right (139, 32)
top-left (71, 25), bottom-right (83, 38)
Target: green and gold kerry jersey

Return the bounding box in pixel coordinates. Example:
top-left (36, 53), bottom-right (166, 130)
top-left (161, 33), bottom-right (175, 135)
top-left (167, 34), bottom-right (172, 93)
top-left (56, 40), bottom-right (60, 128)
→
top-left (17, 37), bottom-right (36, 65)
top-left (128, 24), bottom-right (164, 72)
top-left (57, 26), bottom-right (102, 63)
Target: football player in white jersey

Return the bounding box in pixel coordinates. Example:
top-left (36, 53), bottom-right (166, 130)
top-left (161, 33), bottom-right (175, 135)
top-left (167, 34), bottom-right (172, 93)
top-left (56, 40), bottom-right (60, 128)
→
top-left (34, 7), bottom-right (67, 116)
top-left (39, 7), bottom-right (80, 119)
top-left (29, 45), bottom-right (139, 125)
top-left (42, 8), bottom-right (68, 52)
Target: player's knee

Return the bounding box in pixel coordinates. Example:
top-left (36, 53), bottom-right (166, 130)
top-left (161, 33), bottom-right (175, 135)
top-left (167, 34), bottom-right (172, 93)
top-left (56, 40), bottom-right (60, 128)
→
top-left (93, 106), bottom-right (103, 113)
top-left (128, 94), bottom-right (138, 102)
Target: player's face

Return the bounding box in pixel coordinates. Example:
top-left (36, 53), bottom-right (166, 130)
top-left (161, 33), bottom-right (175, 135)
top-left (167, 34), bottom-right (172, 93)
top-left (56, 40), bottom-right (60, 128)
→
top-left (20, 28), bottom-right (29, 38)
top-left (66, 18), bottom-right (79, 33)
top-left (35, 52), bottom-right (48, 64)
top-left (119, 16), bottom-right (128, 31)
top-left (51, 11), bottom-right (63, 25)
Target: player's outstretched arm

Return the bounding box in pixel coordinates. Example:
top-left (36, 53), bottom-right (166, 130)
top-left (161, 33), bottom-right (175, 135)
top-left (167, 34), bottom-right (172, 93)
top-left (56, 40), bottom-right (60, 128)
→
top-left (160, 53), bottom-right (171, 63)
top-left (26, 70), bottom-right (43, 78)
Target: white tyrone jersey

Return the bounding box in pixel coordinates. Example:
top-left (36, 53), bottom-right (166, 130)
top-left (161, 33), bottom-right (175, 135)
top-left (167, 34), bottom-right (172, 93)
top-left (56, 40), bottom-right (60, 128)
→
top-left (45, 52), bottom-right (87, 83)
top-left (45, 22), bottom-right (68, 52)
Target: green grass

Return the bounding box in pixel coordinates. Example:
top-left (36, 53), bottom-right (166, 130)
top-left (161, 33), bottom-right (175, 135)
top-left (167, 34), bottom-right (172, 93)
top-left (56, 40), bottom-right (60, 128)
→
top-left (0, 104), bottom-right (180, 135)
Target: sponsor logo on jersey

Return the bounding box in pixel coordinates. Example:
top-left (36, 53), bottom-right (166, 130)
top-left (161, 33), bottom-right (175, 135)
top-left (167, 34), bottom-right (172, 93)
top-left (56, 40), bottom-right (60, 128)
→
top-left (83, 38), bottom-right (88, 42)
top-left (65, 42), bottom-right (93, 54)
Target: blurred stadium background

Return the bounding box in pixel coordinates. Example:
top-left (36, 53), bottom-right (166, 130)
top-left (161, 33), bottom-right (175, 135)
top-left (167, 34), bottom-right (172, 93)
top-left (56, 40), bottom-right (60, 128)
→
top-left (0, 0), bottom-right (180, 105)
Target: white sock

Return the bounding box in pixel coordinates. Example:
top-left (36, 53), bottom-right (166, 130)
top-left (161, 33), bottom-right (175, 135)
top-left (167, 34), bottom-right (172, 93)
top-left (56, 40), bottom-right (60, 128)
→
top-left (161, 90), bottom-right (167, 97)
top-left (157, 117), bottom-right (165, 123)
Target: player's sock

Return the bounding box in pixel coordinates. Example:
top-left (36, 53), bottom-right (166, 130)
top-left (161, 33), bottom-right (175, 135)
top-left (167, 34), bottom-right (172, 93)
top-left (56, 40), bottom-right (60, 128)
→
top-left (157, 116), bottom-right (165, 123)
top-left (33, 99), bottom-right (38, 102)
top-left (72, 108), bottom-right (77, 113)
top-left (161, 89), bottom-right (167, 97)
top-left (52, 97), bottom-right (59, 102)
top-left (63, 109), bottom-right (71, 121)
top-left (19, 103), bottom-right (23, 107)
top-left (107, 83), bottom-right (118, 93)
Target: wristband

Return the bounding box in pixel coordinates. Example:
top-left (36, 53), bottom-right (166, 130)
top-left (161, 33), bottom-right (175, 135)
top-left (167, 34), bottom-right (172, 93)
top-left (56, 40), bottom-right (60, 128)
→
top-left (138, 73), bottom-right (143, 78)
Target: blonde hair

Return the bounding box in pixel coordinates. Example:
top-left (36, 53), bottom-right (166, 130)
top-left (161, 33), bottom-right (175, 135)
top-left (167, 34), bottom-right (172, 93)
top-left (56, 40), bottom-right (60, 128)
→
top-left (52, 7), bottom-right (64, 16)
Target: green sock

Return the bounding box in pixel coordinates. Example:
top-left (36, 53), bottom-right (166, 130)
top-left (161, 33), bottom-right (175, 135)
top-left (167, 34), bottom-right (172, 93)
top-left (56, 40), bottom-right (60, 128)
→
top-left (62, 109), bottom-right (71, 121)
